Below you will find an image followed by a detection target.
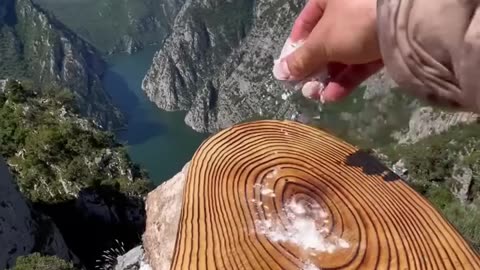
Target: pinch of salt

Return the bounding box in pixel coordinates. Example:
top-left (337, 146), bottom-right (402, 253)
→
top-left (273, 38), bottom-right (329, 100)
top-left (338, 238), bottom-right (350, 249)
top-left (260, 188), bottom-right (274, 196)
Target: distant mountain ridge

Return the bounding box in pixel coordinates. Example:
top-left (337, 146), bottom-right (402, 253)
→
top-left (143, 0), bottom-right (304, 133)
top-left (33, 0), bottom-right (186, 54)
top-left (0, 0), bottom-right (123, 129)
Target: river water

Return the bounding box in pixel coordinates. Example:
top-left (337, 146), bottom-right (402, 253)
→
top-left (103, 47), bottom-right (208, 185)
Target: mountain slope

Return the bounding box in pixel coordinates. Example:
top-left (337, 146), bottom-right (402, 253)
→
top-left (0, 80), bottom-right (152, 268)
top-left (0, 158), bottom-right (77, 269)
top-left (33, 0), bottom-right (186, 54)
top-left (0, 0), bottom-right (122, 129)
top-left (142, 0), bottom-right (303, 132)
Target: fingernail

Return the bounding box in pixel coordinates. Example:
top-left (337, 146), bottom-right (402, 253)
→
top-left (273, 38), bottom-right (305, 80)
top-left (320, 91), bottom-right (326, 104)
top-left (302, 81), bottom-right (320, 99)
top-left (320, 85), bottom-right (333, 104)
top-left (279, 38), bottom-right (294, 58)
top-left (273, 59), bottom-right (291, 81)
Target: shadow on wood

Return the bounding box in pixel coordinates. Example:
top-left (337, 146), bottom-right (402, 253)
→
top-left (170, 120), bottom-right (480, 269)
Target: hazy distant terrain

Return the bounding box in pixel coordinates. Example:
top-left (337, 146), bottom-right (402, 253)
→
top-left (34, 0), bottom-right (183, 54)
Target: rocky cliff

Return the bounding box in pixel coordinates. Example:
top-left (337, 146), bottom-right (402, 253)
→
top-left (143, 0), bottom-right (304, 132)
top-left (142, 0), bottom-right (477, 140)
top-left (0, 0), bottom-right (123, 129)
top-left (0, 80), bottom-right (6, 92)
top-left (0, 158), bottom-right (77, 269)
top-left (0, 81), bottom-right (152, 269)
top-left (34, 0), bottom-right (186, 54)
top-left (111, 164), bottom-right (189, 270)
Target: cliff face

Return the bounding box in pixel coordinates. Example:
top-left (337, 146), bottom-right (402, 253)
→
top-left (142, 0), bottom-right (477, 138)
top-left (0, 80), bottom-right (6, 92)
top-left (34, 0), bottom-right (186, 54)
top-left (143, 0), bottom-right (304, 132)
top-left (0, 81), bottom-right (151, 268)
top-left (0, 158), bottom-right (76, 269)
top-left (0, 0), bottom-right (123, 129)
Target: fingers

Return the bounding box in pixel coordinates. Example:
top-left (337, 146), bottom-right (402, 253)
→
top-left (284, 12), bottom-right (332, 80)
top-left (273, 0), bottom-right (327, 81)
top-left (290, 0), bottom-right (326, 41)
top-left (300, 63), bottom-right (347, 99)
top-left (322, 60), bottom-right (383, 102)
top-left (327, 62), bottom-right (348, 79)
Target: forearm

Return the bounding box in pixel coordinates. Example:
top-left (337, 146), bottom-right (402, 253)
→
top-left (377, 0), bottom-right (480, 113)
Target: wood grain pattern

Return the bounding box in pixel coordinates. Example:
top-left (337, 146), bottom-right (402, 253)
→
top-left (171, 120), bottom-right (480, 270)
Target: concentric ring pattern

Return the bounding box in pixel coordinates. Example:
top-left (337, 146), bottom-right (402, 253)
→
top-left (170, 120), bottom-right (480, 269)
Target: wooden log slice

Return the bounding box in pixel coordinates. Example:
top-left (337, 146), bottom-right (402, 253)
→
top-left (170, 120), bottom-right (479, 270)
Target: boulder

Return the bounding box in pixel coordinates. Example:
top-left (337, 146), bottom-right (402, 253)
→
top-left (142, 163), bottom-right (189, 270)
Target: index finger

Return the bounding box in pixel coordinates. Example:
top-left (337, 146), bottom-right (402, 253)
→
top-left (290, 0), bottom-right (327, 41)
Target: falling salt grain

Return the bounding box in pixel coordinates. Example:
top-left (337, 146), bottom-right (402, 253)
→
top-left (303, 261), bottom-right (321, 270)
top-left (326, 244), bottom-right (336, 254)
top-left (319, 227), bottom-right (329, 234)
top-left (260, 187), bottom-right (276, 198)
top-left (281, 93), bottom-right (291, 100)
top-left (261, 188), bottom-right (273, 196)
top-left (289, 200), bottom-right (306, 215)
top-left (338, 238), bottom-right (350, 249)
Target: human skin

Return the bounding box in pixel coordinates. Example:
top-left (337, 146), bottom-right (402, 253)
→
top-left (273, 0), bottom-right (383, 103)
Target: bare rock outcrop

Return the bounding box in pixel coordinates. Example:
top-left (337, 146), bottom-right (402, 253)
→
top-left (0, 158), bottom-right (76, 269)
top-left (143, 163), bottom-right (189, 270)
top-left (396, 107), bottom-right (478, 144)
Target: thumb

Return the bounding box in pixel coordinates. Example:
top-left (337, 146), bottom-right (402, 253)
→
top-left (284, 23), bottom-right (330, 80)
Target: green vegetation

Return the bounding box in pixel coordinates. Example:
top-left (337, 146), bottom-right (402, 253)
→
top-left (414, 185), bottom-right (480, 251)
top-left (383, 123), bottom-right (480, 184)
top-left (10, 253), bottom-right (77, 270)
top-left (301, 86), bottom-right (417, 148)
top-left (0, 0), bottom-right (123, 129)
top-left (381, 123), bottom-right (480, 249)
top-left (0, 80), bottom-right (152, 203)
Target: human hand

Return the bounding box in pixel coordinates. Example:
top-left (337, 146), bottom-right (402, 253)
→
top-left (273, 0), bottom-right (383, 102)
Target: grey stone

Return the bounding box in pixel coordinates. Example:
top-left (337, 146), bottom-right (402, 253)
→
top-left (143, 163), bottom-right (189, 270)
top-left (395, 107), bottom-right (478, 144)
top-left (452, 164), bottom-right (474, 204)
top-left (392, 159), bottom-right (408, 179)
top-left (4, 0), bottom-right (123, 129)
top-left (142, 0), bottom-right (305, 133)
top-left (0, 79), bottom-right (6, 93)
top-left (115, 246), bottom-right (144, 270)
top-left (0, 158), bottom-right (76, 269)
